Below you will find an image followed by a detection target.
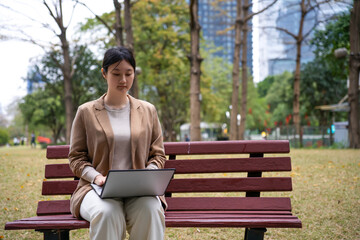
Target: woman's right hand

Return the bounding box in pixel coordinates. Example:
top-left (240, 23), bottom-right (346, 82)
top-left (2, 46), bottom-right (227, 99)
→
top-left (94, 174), bottom-right (107, 186)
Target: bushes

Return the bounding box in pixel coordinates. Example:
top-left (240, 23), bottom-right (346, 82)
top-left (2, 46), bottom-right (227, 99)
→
top-left (0, 128), bottom-right (9, 146)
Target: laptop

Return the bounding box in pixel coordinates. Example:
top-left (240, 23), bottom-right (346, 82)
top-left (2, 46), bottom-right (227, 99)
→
top-left (91, 168), bottom-right (175, 199)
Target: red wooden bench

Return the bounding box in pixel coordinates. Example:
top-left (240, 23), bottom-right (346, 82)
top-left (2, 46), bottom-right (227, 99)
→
top-left (5, 140), bottom-right (301, 239)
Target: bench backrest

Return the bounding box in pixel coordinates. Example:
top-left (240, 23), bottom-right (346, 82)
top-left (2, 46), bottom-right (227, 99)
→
top-left (38, 140), bottom-right (293, 216)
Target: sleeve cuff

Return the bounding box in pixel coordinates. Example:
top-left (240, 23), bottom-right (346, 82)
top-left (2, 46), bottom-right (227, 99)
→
top-left (81, 166), bottom-right (101, 183)
top-left (146, 163), bottom-right (159, 170)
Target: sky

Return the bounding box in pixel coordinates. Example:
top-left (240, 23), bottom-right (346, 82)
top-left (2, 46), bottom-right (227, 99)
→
top-left (0, 0), bottom-right (115, 118)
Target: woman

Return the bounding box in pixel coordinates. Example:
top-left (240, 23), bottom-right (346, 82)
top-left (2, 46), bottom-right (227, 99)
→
top-left (69, 46), bottom-right (167, 240)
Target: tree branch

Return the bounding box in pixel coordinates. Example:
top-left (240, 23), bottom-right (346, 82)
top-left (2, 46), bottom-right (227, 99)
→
top-left (275, 26), bottom-right (297, 39)
top-left (245, 0), bottom-right (278, 22)
top-left (43, 0), bottom-right (59, 26)
top-left (75, 0), bottom-right (115, 35)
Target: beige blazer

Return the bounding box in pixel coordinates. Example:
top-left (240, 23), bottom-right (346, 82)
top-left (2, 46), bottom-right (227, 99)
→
top-left (68, 94), bottom-right (167, 219)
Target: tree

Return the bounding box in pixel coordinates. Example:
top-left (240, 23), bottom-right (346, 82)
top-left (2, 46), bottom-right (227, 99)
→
top-left (301, 59), bottom-right (347, 126)
top-left (274, 0), bottom-right (349, 147)
top-left (124, 0), bottom-right (138, 98)
top-left (19, 46), bottom-right (102, 143)
top-left (43, 0), bottom-right (77, 144)
top-left (311, 11), bottom-right (350, 80)
top-left (19, 89), bottom-right (65, 143)
top-left (230, 0), bottom-right (242, 140)
top-left (306, 11), bottom-right (350, 126)
top-left (229, 0), bottom-right (277, 140)
top-left (80, 0), bottom-right (137, 97)
top-left (79, 1), bottom-right (191, 141)
top-left (189, 0), bottom-right (202, 141)
top-left (113, 0), bottom-right (124, 46)
top-left (348, 0), bottom-right (360, 148)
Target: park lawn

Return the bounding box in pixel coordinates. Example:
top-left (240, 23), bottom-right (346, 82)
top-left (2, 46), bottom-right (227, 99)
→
top-left (0, 146), bottom-right (359, 240)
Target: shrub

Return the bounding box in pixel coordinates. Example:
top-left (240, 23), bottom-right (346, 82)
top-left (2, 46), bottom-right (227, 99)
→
top-left (0, 128), bottom-right (9, 146)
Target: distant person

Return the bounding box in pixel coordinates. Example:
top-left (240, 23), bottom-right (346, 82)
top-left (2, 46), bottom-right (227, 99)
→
top-left (261, 131), bottom-right (267, 140)
top-left (185, 134), bottom-right (190, 142)
top-left (31, 132), bottom-right (36, 148)
top-left (68, 46), bottom-right (166, 240)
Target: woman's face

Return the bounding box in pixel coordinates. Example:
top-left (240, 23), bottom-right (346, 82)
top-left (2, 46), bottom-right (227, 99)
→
top-left (102, 60), bottom-right (134, 94)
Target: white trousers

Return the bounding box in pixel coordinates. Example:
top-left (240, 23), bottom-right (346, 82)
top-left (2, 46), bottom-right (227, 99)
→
top-left (80, 190), bottom-right (165, 240)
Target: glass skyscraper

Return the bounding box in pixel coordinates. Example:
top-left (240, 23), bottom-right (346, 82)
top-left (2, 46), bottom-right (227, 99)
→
top-left (198, 1), bottom-right (253, 73)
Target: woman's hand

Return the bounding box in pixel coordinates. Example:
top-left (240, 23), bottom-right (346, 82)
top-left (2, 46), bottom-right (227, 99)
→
top-left (94, 174), bottom-right (106, 186)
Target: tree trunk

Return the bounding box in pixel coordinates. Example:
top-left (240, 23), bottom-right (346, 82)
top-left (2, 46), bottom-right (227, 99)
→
top-left (43, 0), bottom-right (75, 144)
top-left (124, 0), bottom-right (138, 98)
top-left (293, 0), bottom-right (306, 148)
top-left (230, 0), bottom-right (242, 140)
top-left (55, 0), bottom-right (74, 144)
top-left (239, 0), bottom-right (249, 140)
top-left (189, 0), bottom-right (202, 141)
top-left (348, 0), bottom-right (360, 148)
top-left (113, 0), bottom-right (124, 47)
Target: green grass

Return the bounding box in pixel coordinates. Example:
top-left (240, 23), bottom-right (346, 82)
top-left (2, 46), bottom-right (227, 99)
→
top-left (1, 146), bottom-right (359, 239)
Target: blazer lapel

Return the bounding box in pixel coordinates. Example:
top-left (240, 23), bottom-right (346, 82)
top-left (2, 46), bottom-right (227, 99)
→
top-left (94, 96), bottom-right (114, 166)
top-left (129, 95), bottom-right (143, 166)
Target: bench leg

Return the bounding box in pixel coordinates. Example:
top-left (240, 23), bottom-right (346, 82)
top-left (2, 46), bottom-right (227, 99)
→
top-left (37, 229), bottom-right (70, 240)
top-left (244, 228), bottom-right (267, 240)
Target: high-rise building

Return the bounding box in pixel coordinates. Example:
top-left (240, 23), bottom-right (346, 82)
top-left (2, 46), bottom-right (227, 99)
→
top-left (198, 1), bottom-right (253, 73)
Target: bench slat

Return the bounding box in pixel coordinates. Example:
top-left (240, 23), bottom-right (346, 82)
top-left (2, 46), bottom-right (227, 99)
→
top-left (46, 140), bottom-right (290, 159)
top-left (5, 215), bottom-right (89, 230)
top-left (165, 217), bottom-right (302, 228)
top-left (167, 177), bottom-right (292, 193)
top-left (42, 181), bottom-right (78, 195)
top-left (46, 145), bottom-right (71, 159)
top-left (164, 140), bottom-right (290, 155)
top-left (165, 157), bottom-right (291, 173)
top-left (37, 200), bottom-right (71, 216)
top-left (5, 214), bottom-right (301, 230)
top-left (41, 177), bottom-right (292, 195)
top-left (166, 197), bottom-right (292, 211)
top-left (45, 164), bottom-right (74, 178)
top-left (44, 157), bottom-right (291, 179)
top-left (36, 197), bottom-right (292, 215)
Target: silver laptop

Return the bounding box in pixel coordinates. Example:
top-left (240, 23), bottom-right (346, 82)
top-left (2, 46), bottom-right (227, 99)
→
top-left (91, 169), bottom-right (175, 199)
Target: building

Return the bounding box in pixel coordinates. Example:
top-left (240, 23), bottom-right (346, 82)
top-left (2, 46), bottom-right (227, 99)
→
top-left (198, 0), bottom-right (253, 73)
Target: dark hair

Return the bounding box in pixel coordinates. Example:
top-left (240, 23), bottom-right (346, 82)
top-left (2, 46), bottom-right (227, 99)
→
top-left (102, 46), bottom-right (136, 73)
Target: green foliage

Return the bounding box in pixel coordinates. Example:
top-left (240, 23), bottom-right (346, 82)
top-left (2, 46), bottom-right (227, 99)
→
top-left (19, 89), bottom-right (64, 143)
top-left (200, 49), bottom-right (232, 125)
top-left (246, 79), bottom-right (271, 130)
top-left (133, 0), bottom-right (190, 139)
top-left (39, 46), bottom-right (104, 107)
top-left (79, 0), bottom-right (190, 140)
top-left (19, 45), bottom-right (102, 142)
top-left (311, 11), bottom-right (350, 80)
top-left (265, 71), bottom-right (294, 126)
top-left (0, 128), bottom-right (9, 145)
top-left (299, 10), bottom-right (350, 126)
top-left (300, 58), bottom-right (348, 126)
top-left (257, 75), bottom-right (275, 98)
